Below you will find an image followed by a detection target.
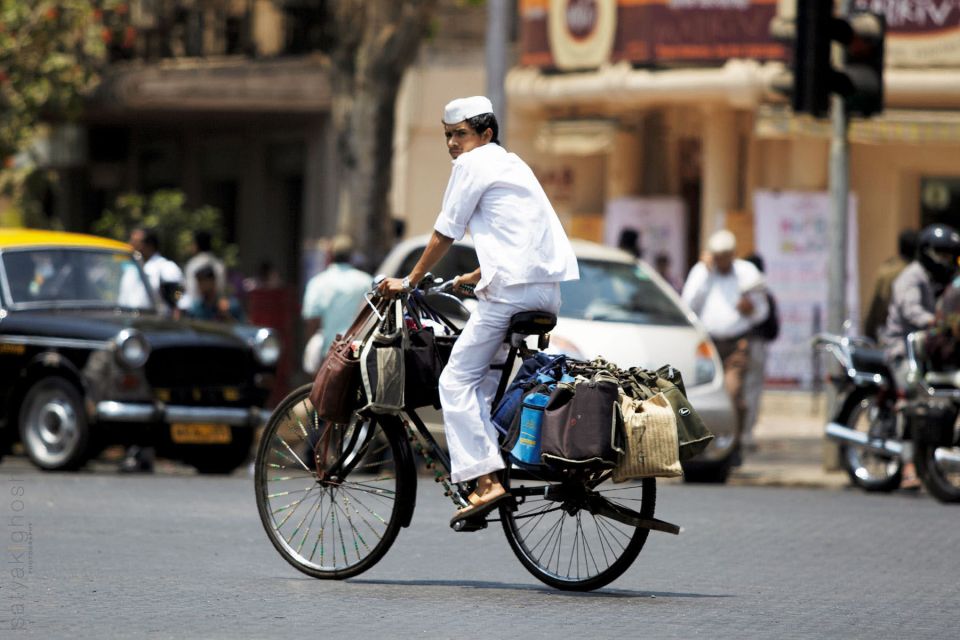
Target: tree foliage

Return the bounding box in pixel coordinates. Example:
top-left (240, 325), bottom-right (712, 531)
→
top-left (0, 1), bottom-right (125, 163)
top-left (0, 1), bottom-right (131, 227)
top-left (92, 190), bottom-right (238, 267)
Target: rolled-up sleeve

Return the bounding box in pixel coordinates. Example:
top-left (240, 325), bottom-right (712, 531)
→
top-left (433, 159), bottom-right (486, 241)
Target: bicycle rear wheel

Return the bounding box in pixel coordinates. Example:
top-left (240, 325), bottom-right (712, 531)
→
top-left (500, 466), bottom-right (656, 591)
top-left (255, 384), bottom-right (409, 579)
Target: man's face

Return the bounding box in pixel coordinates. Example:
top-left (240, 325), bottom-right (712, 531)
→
top-left (129, 230), bottom-right (146, 255)
top-left (443, 121), bottom-right (490, 160)
top-left (196, 274), bottom-right (217, 298)
top-left (713, 251), bottom-right (734, 274)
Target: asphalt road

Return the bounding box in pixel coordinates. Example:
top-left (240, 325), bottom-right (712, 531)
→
top-left (2, 458), bottom-right (958, 639)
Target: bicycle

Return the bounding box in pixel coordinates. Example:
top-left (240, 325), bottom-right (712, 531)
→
top-left (254, 277), bottom-right (680, 591)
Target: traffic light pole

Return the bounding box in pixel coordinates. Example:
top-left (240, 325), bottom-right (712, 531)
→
top-left (827, 0), bottom-right (853, 336)
top-left (827, 94), bottom-right (849, 335)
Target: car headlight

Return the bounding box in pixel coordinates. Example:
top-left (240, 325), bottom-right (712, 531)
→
top-left (114, 329), bottom-right (150, 369)
top-left (694, 340), bottom-right (717, 386)
top-left (253, 328), bottom-right (281, 367)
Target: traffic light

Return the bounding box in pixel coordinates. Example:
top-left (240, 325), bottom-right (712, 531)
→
top-left (843, 12), bottom-right (885, 117)
top-left (770, 2), bottom-right (885, 119)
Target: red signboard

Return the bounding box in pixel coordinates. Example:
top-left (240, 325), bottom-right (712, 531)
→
top-left (520, 0), bottom-right (786, 69)
top-left (854, 0), bottom-right (960, 34)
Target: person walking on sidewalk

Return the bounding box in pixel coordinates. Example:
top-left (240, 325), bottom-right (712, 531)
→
top-left (302, 235), bottom-right (372, 372)
top-left (742, 253), bottom-right (779, 451)
top-left (864, 229), bottom-right (917, 342)
top-left (378, 96), bottom-right (579, 524)
top-left (682, 230), bottom-right (769, 460)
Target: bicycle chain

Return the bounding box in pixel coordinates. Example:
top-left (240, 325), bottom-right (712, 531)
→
top-left (402, 419), bottom-right (467, 508)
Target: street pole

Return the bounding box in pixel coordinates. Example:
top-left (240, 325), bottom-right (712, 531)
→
top-left (486, 0), bottom-right (509, 144)
top-left (827, 0), bottom-right (853, 337)
top-left (824, 0), bottom-right (853, 470)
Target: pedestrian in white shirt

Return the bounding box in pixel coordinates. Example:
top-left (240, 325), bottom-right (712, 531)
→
top-left (681, 230), bottom-right (768, 457)
top-left (130, 228), bottom-right (184, 314)
top-left (378, 96), bottom-right (579, 524)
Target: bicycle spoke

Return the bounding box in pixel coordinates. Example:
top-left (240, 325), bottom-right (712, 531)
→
top-left (502, 475), bottom-right (655, 589)
top-left (256, 388), bottom-right (404, 578)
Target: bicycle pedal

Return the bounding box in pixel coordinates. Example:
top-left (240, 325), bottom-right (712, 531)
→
top-left (450, 517), bottom-right (489, 533)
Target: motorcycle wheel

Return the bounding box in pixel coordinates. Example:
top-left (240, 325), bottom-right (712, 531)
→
top-left (835, 387), bottom-right (902, 493)
top-left (914, 442), bottom-right (960, 503)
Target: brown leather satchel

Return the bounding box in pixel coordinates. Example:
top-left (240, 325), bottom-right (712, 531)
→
top-left (309, 298), bottom-right (383, 424)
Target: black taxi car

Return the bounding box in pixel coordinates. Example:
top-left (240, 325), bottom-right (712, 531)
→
top-left (0, 229), bottom-right (278, 473)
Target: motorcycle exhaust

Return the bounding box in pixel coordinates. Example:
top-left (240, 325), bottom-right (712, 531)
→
top-left (826, 422), bottom-right (904, 457)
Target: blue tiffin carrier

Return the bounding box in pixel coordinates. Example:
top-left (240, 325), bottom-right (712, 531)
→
top-left (510, 373), bottom-right (575, 465)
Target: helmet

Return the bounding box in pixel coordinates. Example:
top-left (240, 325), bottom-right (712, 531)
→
top-left (918, 223), bottom-right (960, 285)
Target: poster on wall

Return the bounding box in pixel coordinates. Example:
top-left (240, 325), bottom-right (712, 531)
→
top-left (754, 191), bottom-right (860, 389)
top-left (604, 197), bottom-right (687, 289)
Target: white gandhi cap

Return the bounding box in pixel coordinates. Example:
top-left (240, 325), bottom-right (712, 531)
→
top-left (707, 229), bottom-right (737, 254)
top-left (443, 96), bottom-right (494, 124)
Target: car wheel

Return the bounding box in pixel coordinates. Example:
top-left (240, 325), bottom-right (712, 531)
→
top-left (182, 428), bottom-right (255, 474)
top-left (681, 458), bottom-right (732, 484)
top-left (19, 377), bottom-right (91, 471)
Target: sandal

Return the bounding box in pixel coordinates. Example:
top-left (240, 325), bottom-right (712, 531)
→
top-left (449, 489), bottom-right (511, 526)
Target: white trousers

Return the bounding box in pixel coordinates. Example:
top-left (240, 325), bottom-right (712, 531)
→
top-left (439, 282), bottom-right (561, 483)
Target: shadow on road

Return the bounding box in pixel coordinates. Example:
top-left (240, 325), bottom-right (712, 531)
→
top-left (346, 577), bottom-right (733, 599)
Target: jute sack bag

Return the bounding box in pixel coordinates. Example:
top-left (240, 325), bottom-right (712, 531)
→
top-left (613, 391), bottom-right (682, 481)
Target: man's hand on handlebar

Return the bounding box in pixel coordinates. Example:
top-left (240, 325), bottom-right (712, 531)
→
top-left (452, 268), bottom-right (481, 296)
top-left (377, 276), bottom-right (410, 298)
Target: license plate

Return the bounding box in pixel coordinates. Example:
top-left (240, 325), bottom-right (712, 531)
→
top-left (170, 423), bottom-right (232, 445)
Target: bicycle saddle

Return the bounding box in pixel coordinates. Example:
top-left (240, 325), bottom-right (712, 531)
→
top-left (507, 311), bottom-right (557, 336)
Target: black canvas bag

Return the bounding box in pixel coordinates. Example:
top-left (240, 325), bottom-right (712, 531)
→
top-left (540, 372), bottom-right (623, 469)
top-left (359, 300), bottom-right (406, 415)
top-left (404, 325), bottom-right (444, 409)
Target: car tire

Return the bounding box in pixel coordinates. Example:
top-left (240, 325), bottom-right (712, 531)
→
top-left (182, 428), bottom-right (255, 474)
top-left (18, 377), bottom-right (91, 471)
top-left (681, 458), bottom-right (732, 484)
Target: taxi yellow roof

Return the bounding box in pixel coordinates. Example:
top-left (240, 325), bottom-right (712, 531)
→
top-left (0, 228), bottom-right (132, 252)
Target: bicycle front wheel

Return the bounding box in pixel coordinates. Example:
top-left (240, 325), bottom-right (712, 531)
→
top-left (255, 384), bottom-right (409, 579)
top-left (500, 467), bottom-right (656, 591)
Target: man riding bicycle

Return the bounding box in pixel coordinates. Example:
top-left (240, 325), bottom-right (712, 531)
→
top-left (378, 96), bottom-right (579, 524)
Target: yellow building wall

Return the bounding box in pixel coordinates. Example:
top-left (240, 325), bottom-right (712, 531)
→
top-left (850, 141), bottom-right (958, 314)
top-left (751, 135), bottom-right (960, 319)
top-left (392, 65), bottom-right (485, 237)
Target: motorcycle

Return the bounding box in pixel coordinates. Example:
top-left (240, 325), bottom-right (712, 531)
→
top-left (815, 330), bottom-right (960, 502)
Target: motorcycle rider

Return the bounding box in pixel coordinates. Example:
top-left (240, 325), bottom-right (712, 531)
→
top-left (880, 223), bottom-right (960, 488)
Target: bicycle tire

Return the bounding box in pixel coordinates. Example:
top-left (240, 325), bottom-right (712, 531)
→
top-left (255, 384), bottom-right (410, 579)
top-left (499, 466), bottom-right (656, 591)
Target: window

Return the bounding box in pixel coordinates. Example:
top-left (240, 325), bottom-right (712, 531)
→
top-left (1, 249), bottom-right (153, 310)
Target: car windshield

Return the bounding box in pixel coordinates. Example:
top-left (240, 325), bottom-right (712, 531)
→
top-left (398, 245), bottom-right (690, 326)
top-left (561, 259), bottom-right (690, 326)
top-left (1, 248), bottom-right (154, 310)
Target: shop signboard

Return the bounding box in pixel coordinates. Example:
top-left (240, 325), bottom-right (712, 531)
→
top-left (519, 0), bottom-right (785, 69)
top-left (754, 191), bottom-right (860, 389)
top-left (520, 0), bottom-right (960, 70)
top-left (854, 0), bottom-right (960, 67)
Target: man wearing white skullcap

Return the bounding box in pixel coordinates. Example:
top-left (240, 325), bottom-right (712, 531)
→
top-left (681, 229), bottom-right (769, 461)
top-left (379, 96), bottom-right (579, 525)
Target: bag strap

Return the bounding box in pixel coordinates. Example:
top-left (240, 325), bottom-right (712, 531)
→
top-left (341, 296), bottom-right (388, 342)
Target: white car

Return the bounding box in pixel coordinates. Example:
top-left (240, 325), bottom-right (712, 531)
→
top-left (377, 236), bottom-right (739, 482)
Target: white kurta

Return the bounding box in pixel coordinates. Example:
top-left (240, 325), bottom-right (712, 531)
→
top-left (433, 143), bottom-right (578, 483)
